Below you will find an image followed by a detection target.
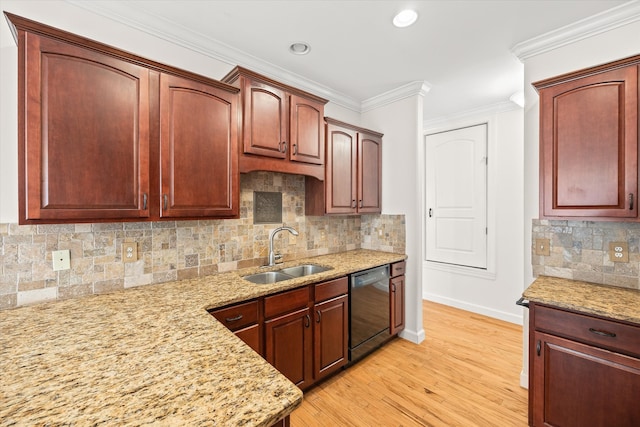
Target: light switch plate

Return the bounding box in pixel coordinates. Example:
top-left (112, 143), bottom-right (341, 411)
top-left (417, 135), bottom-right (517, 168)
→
top-left (123, 242), bottom-right (138, 263)
top-left (52, 250), bottom-right (71, 271)
top-left (534, 238), bottom-right (550, 256)
top-left (609, 242), bottom-right (629, 263)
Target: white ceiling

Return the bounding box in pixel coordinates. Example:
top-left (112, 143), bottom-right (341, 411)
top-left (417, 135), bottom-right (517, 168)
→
top-left (70, 0), bottom-right (636, 120)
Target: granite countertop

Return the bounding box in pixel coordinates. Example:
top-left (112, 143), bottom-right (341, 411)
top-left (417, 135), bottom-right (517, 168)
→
top-left (0, 249), bottom-right (406, 425)
top-left (523, 275), bottom-right (640, 325)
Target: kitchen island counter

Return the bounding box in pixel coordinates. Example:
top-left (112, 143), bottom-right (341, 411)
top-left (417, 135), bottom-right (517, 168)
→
top-left (0, 249), bottom-right (406, 425)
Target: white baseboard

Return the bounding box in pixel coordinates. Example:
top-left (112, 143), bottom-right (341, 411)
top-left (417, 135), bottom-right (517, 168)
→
top-left (520, 370), bottom-right (528, 389)
top-left (423, 293), bottom-right (523, 325)
top-left (399, 327), bottom-right (425, 345)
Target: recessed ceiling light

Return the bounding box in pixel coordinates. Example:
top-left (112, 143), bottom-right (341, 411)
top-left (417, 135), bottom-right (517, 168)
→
top-left (289, 42), bottom-right (311, 55)
top-left (393, 9), bottom-right (418, 28)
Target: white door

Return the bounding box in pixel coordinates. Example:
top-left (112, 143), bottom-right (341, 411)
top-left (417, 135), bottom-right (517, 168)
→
top-left (425, 124), bottom-right (487, 269)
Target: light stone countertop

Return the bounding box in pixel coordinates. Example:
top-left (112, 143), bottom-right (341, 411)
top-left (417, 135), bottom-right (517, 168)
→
top-left (0, 249), bottom-right (406, 426)
top-left (523, 275), bottom-right (640, 324)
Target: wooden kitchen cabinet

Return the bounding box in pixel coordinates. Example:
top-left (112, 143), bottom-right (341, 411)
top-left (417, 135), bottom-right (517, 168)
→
top-left (159, 73), bottom-right (238, 218)
top-left (534, 55), bottom-right (640, 219)
top-left (306, 118), bottom-right (382, 215)
top-left (8, 13), bottom-right (240, 224)
top-left (529, 303), bottom-right (640, 426)
top-left (17, 26), bottom-right (151, 223)
top-left (313, 277), bottom-right (349, 381)
top-left (264, 286), bottom-right (314, 389)
top-left (222, 66), bottom-right (327, 180)
top-left (210, 300), bottom-right (262, 355)
top-left (389, 261), bottom-right (406, 335)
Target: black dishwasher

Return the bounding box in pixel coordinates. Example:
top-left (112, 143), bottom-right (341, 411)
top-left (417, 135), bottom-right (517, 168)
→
top-left (348, 264), bottom-right (391, 363)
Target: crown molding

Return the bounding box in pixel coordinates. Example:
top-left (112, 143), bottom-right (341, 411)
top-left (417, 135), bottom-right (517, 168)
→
top-left (423, 100), bottom-right (518, 130)
top-left (65, 0), bottom-right (362, 112)
top-left (512, 0), bottom-right (640, 60)
top-left (361, 81), bottom-right (432, 112)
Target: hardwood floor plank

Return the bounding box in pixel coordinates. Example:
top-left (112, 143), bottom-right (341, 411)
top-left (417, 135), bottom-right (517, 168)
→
top-left (290, 301), bottom-right (528, 426)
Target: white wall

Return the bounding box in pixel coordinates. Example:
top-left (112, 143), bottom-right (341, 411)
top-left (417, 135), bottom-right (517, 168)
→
top-left (362, 94), bottom-right (427, 344)
top-left (422, 107), bottom-right (525, 324)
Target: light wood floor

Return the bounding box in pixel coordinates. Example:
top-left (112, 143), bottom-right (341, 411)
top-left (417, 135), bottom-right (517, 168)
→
top-left (290, 300), bottom-right (528, 426)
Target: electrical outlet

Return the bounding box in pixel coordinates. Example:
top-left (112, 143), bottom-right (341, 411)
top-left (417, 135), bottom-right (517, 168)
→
top-left (52, 250), bottom-right (71, 271)
top-left (609, 242), bottom-right (629, 263)
top-left (534, 238), bottom-right (550, 256)
top-left (123, 242), bottom-right (138, 263)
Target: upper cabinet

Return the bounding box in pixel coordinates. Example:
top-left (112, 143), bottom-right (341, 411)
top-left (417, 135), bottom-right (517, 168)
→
top-left (159, 73), bottom-right (238, 218)
top-left (7, 13), bottom-right (239, 224)
top-left (534, 55), bottom-right (640, 220)
top-left (222, 67), bottom-right (327, 180)
top-left (306, 118), bottom-right (383, 215)
top-left (19, 28), bottom-right (152, 223)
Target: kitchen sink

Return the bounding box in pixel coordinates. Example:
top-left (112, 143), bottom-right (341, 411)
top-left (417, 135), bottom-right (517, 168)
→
top-left (278, 264), bottom-right (331, 278)
top-left (242, 271), bottom-right (294, 284)
top-left (242, 264), bottom-right (332, 284)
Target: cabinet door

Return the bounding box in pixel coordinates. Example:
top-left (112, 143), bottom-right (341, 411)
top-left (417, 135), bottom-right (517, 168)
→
top-left (539, 66), bottom-right (638, 218)
top-left (21, 33), bottom-right (150, 223)
top-left (265, 307), bottom-right (313, 389)
top-left (358, 132), bottom-right (382, 213)
top-left (532, 332), bottom-right (640, 427)
top-left (325, 123), bottom-right (358, 214)
top-left (159, 73), bottom-right (238, 218)
top-left (242, 79), bottom-right (288, 158)
top-left (313, 294), bottom-right (348, 381)
top-left (390, 275), bottom-right (405, 335)
top-left (289, 94), bottom-right (324, 165)
top-left (235, 323), bottom-right (262, 355)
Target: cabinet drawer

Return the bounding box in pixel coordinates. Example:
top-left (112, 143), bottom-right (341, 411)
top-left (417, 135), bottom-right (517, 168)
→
top-left (314, 277), bottom-right (348, 303)
top-left (534, 304), bottom-right (640, 358)
top-left (391, 261), bottom-right (406, 277)
top-left (210, 300), bottom-right (259, 332)
top-left (264, 286), bottom-right (310, 319)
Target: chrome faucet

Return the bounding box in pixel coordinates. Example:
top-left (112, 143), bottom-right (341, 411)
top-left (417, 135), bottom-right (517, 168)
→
top-left (268, 226), bottom-right (299, 266)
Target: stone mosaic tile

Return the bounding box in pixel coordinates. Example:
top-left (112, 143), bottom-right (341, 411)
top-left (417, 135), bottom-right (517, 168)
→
top-left (0, 172), bottom-right (406, 310)
top-left (532, 219), bottom-right (640, 290)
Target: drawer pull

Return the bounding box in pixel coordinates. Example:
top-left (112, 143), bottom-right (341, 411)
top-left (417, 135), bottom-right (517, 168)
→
top-left (589, 328), bottom-right (617, 338)
top-left (305, 314), bottom-right (310, 328)
top-left (536, 340), bottom-right (541, 356)
top-left (224, 314), bottom-right (243, 323)
top-left (316, 310), bottom-right (321, 323)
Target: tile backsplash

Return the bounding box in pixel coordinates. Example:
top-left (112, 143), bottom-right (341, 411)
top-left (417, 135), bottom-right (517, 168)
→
top-left (0, 172), bottom-right (405, 310)
top-left (532, 219), bottom-right (640, 290)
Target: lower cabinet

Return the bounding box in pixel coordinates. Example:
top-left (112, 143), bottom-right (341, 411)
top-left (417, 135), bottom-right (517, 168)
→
top-left (211, 277), bottom-right (349, 392)
top-left (264, 278), bottom-right (348, 390)
top-left (529, 303), bottom-right (640, 427)
top-left (313, 279), bottom-right (349, 381)
top-left (390, 261), bottom-right (406, 335)
top-left (264, 286), bottom-right (314, 389)
top-left (209, 300), bottom-right (261, 354)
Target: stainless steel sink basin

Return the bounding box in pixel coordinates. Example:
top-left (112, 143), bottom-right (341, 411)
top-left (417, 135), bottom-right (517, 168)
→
top-left (242, 264), bottom-right (332, 284)
top-left (242, 271), bottom-right (294, 284)
top-left (278, 264), bottom-right (331, 278)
